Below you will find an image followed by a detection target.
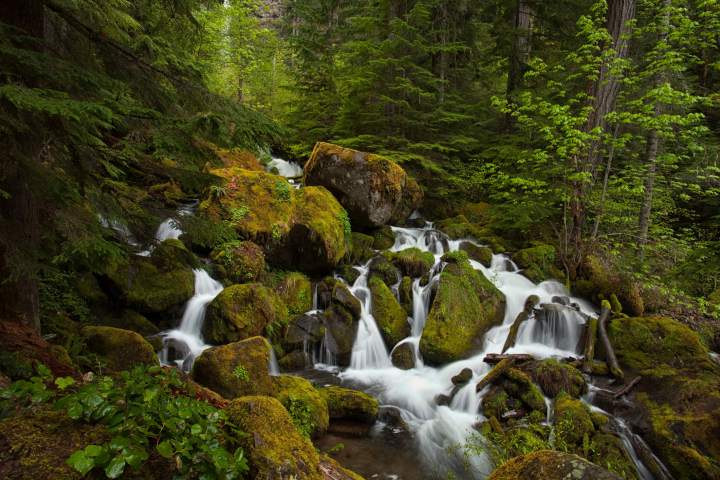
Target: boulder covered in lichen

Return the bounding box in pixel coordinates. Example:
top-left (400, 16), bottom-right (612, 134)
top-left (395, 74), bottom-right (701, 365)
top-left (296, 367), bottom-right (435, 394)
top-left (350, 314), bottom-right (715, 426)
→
top-left (303, 142), bottom-right (422, 228)
top-left (192, 336), bottom-right (275, 399)
top-left (420, 251), bottom-right (504, 364)
top-left (203, 283), bottom-right (288, 344)
top-left (81, 325), bottom-right (158, 371)
top-left (225, 395), bottom-right (323, 479)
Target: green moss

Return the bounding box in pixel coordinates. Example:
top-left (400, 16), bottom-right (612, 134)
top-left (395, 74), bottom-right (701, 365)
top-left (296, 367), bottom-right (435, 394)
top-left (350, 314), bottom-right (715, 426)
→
top-left (532, 359), bottom-right (587, 398)
top-left (420, 252), bottom-right (504, 364)
top-left (389, 248), bottom-right (434, 277)
top-left (80, 326), bottom-right (158, 372)
top-left (554, 392), bottom-right (595, 449)
top-left (459, 241), bottom-right (493, 267)
top-left (276, 272), bottom-right (313, 316)
top-left (503, 368), bottom-right (546, 413)
top-left (211, 240), bottom-right (266, 283)
top-left (272, 375), bottom-right (330, 438)
top-left (368, 255), bottom-right (400, 286)
top-left (225, 396), bottom-right (322, 479)
top-left (192, 336), bottom-right (276, 399)
top-left (576, 254), bottom-right (644, 316)
top-left (368, 276), bottom-right (409, 347)
top-left (487, 450), bottom-right (622, 480)
top-left (348, 232), bottom-right (375, 264)
top-left (514, 244), bottom-right (563, 283)
top-left (589, 433), bottom-right (638, 479)
top-left (398, 276), bottom-right (413, 315)
top-left (203, 284), bottom-right (288, 344)
top-left (371, 226), bottom-right (395, 250)
top-left (482, 388), bottom-right (510, 419)
top-left (319, 386), bottom-right (379, 424)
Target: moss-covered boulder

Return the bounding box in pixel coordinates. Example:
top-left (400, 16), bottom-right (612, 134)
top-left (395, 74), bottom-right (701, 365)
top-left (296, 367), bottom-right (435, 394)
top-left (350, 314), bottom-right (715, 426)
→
top-left (391, 341), bottom-right (416, 370)
top-left (279, 350), bottom-right (311, 370)
top-left (459, 241), bottom-right (493, 267)
top-left (371, 226), bottom-right (395, 250)
top-left (225, 396), bottom-right (323, 479)
top-left (608, 316), bottom-right (720, 479)
top-left (283, 312), bottom-right (324, 352)
top-left (102, 239), bottom-right (195, 316)
top-left (272, 375), bottom-right (330, 438)
top-left (211, 240), bottom-right (266, 283)
top-left (98, 309), bottom-right (160, 337)
top-left (337, 265), bottom-right (361, 285)
top-left (389, 247), bottom-right (435, 277)
top-left (513, 244), bottom-right (564, 283)
top-left (276, 272), bottom-right (312, 316)
top-left (532, 359), bottom-right (587, 398)
top-left (303, 142), bottom-right (422, 228)
top-left (398, 276), bottom-right (413, 316)
top-left (435, 215), bottom-right (505, 252)
top-left (575, 254), bottom-right (644, 316)
top-left (319, 386), bottom-right (379, 435)
top-left (202, 167), bottom-right (348, 272)
top-left (321, 306), bottom-right (358, 367)
top-left (419, 251), bottom-right (504, 364)
top-left (81, 326), bottom-right (158, 371)
top-left (192, 336), bottom-right (275, 399)
top-left (554, 392), bottom-right (595, 447)
top-left (368, 255), bottom-right (400, 286)
top-left (347, 232), bottom-right (375, 264)
top-left (203, 284), bottom-right (288, 345)
top-left (369, 276), bottom-right (409, 348)
top-left (488, 450), bottom-right (622, 480)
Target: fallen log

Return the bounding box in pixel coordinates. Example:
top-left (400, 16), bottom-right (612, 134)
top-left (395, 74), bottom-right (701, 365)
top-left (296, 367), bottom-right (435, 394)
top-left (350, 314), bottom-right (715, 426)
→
top-left (483, 353), bottom-right (534, 364)
top-left (476, 358), bottom-right (515, 392)
top-left (598, 300), bottom-right (624, 379)
top-left (582, 316), bottom-right (598, 374)
top-left (501, 295), bottom-right (539, 353)
top-left (613, 376), bottom-right (641, 398)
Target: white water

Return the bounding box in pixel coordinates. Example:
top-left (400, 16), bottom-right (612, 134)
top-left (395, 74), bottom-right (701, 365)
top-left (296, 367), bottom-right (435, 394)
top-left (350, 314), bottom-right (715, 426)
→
top-left (299, 222), bottom-right (655, 478)
top-left (139, 203), bottom-right (196, 256)
top-left (268, 157), bottom-right (303, 178)
top-left (160, 269), bottom-right (223, 371)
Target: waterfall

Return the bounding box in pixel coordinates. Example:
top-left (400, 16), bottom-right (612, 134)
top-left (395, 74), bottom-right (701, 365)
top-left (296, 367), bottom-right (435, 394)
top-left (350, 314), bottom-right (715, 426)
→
top-left (267, 157), bottom-right (303, 178)
top-left (160, 269), bottom-right (223, 371)
top-left (155, 218), bottom-right (183, 242)
top-left (349, 264), bottom-right (391, 369)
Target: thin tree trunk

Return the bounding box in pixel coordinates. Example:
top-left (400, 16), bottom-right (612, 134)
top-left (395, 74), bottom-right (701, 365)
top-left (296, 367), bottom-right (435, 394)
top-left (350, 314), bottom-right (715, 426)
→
top-left (592, 123), bottom-right (620, 240)
top-left (504, 0), bottom-right (533, 129)
top-left (637, 129), bottom-right (659, 258)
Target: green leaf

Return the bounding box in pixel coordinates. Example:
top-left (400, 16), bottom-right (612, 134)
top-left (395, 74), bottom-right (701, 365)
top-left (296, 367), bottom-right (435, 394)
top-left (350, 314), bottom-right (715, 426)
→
top-left (191, 424), bottom-right (202, 435)
top-left (157, 440), bottom-right (174, 458)
top-left (84, 444), bottom-right (104, 458)
top-left (66, 450), bottom-right (94, 476)
top-left (124, 446), bottom-right (148, 468)
top-left (105, 456), bottom-right (126, 479)
top-left (55, 377), bottom-right (75, 391)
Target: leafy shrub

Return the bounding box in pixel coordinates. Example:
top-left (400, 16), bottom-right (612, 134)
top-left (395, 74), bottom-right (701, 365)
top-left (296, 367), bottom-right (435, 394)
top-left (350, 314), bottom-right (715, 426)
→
top-left (285, 395), bottom-right (314, 438)
top-left (337, 210), bottom-right (351, 236)
top-left (274, 180), bottom-right (291, 202)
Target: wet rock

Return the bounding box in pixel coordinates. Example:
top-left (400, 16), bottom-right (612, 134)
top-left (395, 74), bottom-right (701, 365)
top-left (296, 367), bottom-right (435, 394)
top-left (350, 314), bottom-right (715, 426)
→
top-left (531, 358), bottom-right (587, 398)
top-left (303, 142), bottom-right (422, 228)
top-left (391, 342), bottom-right (416, 370)
top-left (378, 406), bottom-right (410, 433)
top-left (203, 283), bottom-right (288, 344)
top-left (513, 243), bottom-right (563, 283)
top-left (225, 395), bottom-right (323, 479)
top-left (210, 240), bottom-right (265, 283)
top-left (369, 276), bottom-right (409, 348)
top-left (272, 375), bottom-right (330, 438)
top-left (551, 295), bottom-right (571, 306)
top-left (284, 312), bottom-right (325, 351)
top-left (554, 392), bottom-right (595, 446)
top-left (368, 255), bottom-right (401, 286)
top-left (435, 214), bottom-right (505, 252)
top-left (192, 336), bottom-right (275, 399)
top-left (487, 450), bottom-right (622, 480)
top-left (452, 368), bottom-right (473, 385)
top-left (81, 326), bottom-right (158, 371)
top-left (319, 386), bottom-right (379, 436)
top-left (388, 247), bottom-right (435, 278)
top-left (202, 166), bottom-right (348, 273)
top-left (279, 351), bottom-right (311, 370)
top-left (435, 394), bottom-right (451, 406)
top-left (322, 305), bottom-right (359, 367)
top-left (318, 455), bottom-right (366, 480)
top-left (337, 265), bottom-right (361, 285)
top-left (420, 251), bottom-right (504, 364)
top-left (459, 241), bottom-right (493, 267)
top-left (347, 232), bottom-right (375, 264)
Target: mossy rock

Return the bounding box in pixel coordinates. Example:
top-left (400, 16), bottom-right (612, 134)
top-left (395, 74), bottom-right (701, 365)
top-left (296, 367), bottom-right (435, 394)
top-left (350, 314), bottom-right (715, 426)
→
top-left (283, 312), bottom-right (324, 351)
top-left (388, 247), bottom-right (435, 277)
top-left (347, 232), bottom-right (375, 264)
top-left (503, 368), bottom-right (546, 414)
top-left (319, 386), bottom-right (379, 425)
top-left (81, 326), bottom-right (158, 372)
top-left (532, 359), bottom-right (587, 398)
top-left (74, 272), bottom-right (107, 304)
top-left (369, 276), bottom-right (409, 348)
top-left (371, 226), bottom-right (395, 250)
top-left (482, 387), bottom-right (511, 420)
top-left (337, 265), bottom-right (361, 285)
top-left (192, 336), bottom-right (275, 399)
top-left (275, 272), bottom-right (312, 316)
top-left (459, 241), bottom-right (493, 267)
top-left (279, 351), bottom-right (311, 370)
top-left (318, 455), bottom-right (366, 480)
top-left (488, 450), bottom-right (622, 480)
top-left (419, 251), bottom-right (504, 364)
top-left (368, 255), bottom-right (400, 286)
top-left (303, 142), bottom-right (422, 228)
top-left (608, 316), bottom-right (720, 480)
top-left (513, 243), bottom-right (563, 283)
top-left (203, 284), bottom-right (288, 345)
top-left (588, 432), bottom-right (639, 480)
top-left (398, 276), bottom-right (413, 316)
top-left (575, 254), bottom-right (644, 316)
top-left (554, 392), bottom-right (595, 448)
top-left (390, 341), bottom-right (416, 370)
top-left (225, 395), bottom-right (322, 479)
top-left (0, 408), bottom-right (111, 479)
top-left (98, 309), bottom-right (159, 337)
top-left (211, 240), bottom-right (266, 283)
top-left (272, 375), bottom-right (330, 438)
top-left (102, 241), bottom-right (195, 315)
top-left (203, 167), bottom-right (348, 273)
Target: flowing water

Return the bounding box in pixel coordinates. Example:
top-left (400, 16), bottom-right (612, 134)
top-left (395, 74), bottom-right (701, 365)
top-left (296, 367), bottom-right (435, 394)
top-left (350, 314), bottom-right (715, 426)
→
top-left (267, 156), bottom-right (303, 178)
top-left (303, 222), bottom-right (656, 479)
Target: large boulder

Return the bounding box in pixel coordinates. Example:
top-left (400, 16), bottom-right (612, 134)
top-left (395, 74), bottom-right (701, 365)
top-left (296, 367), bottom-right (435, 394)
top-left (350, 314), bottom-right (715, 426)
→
top-left (420, 251), bottom-right (504, 364)
top-left (315, 279), bottom-right (362, 366)
top-left (487, 450), bottom-right (621, 480)
top-left (102, 239), bottom-right (195, 316)
top-left (319, 386), bottom-right (379, 436)
top-left (388, 248), bottom-right (435, 278)
top-left (531, 359), bottom-right (587, 398)
top-left (303, 142), bottom-right (422, 228)
top-left (272, 375), bottom-right (330, 438)
top-left (283, 312), bottom-right (325, 352)
top-left (225, 396), bottom-right (323, 479)
top-left (390, 341), bottom-right (416, 370)
top-left (81, 326), bottom-right (158, 372)
top-left (513, 243), bottom-right (564, 283)
top-left (192, 336), bottom-right (275, 399)
top-left (368, 276), bottom-right (409, 348)
top-left (202, 167), bottom-right (348, 272)
top-left (211, 240), bottom-right (266, 283)
top-left (608, 316), bottom-right (720, 479)
top-left (203, 283), bottom-right (288, 344)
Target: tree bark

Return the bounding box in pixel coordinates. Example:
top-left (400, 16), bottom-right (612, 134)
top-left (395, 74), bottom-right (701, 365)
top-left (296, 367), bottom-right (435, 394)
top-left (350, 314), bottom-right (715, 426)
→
top-left (476, 357), bottom-right (515, 393)
top-left (506, 0), bottom-right (534, 98)
top-left (582, 316), bottom-right (599, 373)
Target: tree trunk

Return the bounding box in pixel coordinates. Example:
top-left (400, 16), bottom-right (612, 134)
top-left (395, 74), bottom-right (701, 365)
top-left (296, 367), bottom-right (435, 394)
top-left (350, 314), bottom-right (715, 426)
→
top-left (637, 129), bottom-right (659, 257)
top-left (0, 0), bottom-right (45, 330)
top-left (597, 301), bottom-right (624, 379)
top-left (506, 0), bottom-right (534, 98)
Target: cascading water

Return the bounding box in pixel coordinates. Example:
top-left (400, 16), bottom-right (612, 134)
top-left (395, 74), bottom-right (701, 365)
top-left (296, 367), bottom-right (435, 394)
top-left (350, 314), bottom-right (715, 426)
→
top-left (267, 157), bottom-right (303, 178)
top-left (160, 269), bottom-right (223, 371)
top-left (299, 221), bottom-right (657, 479)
